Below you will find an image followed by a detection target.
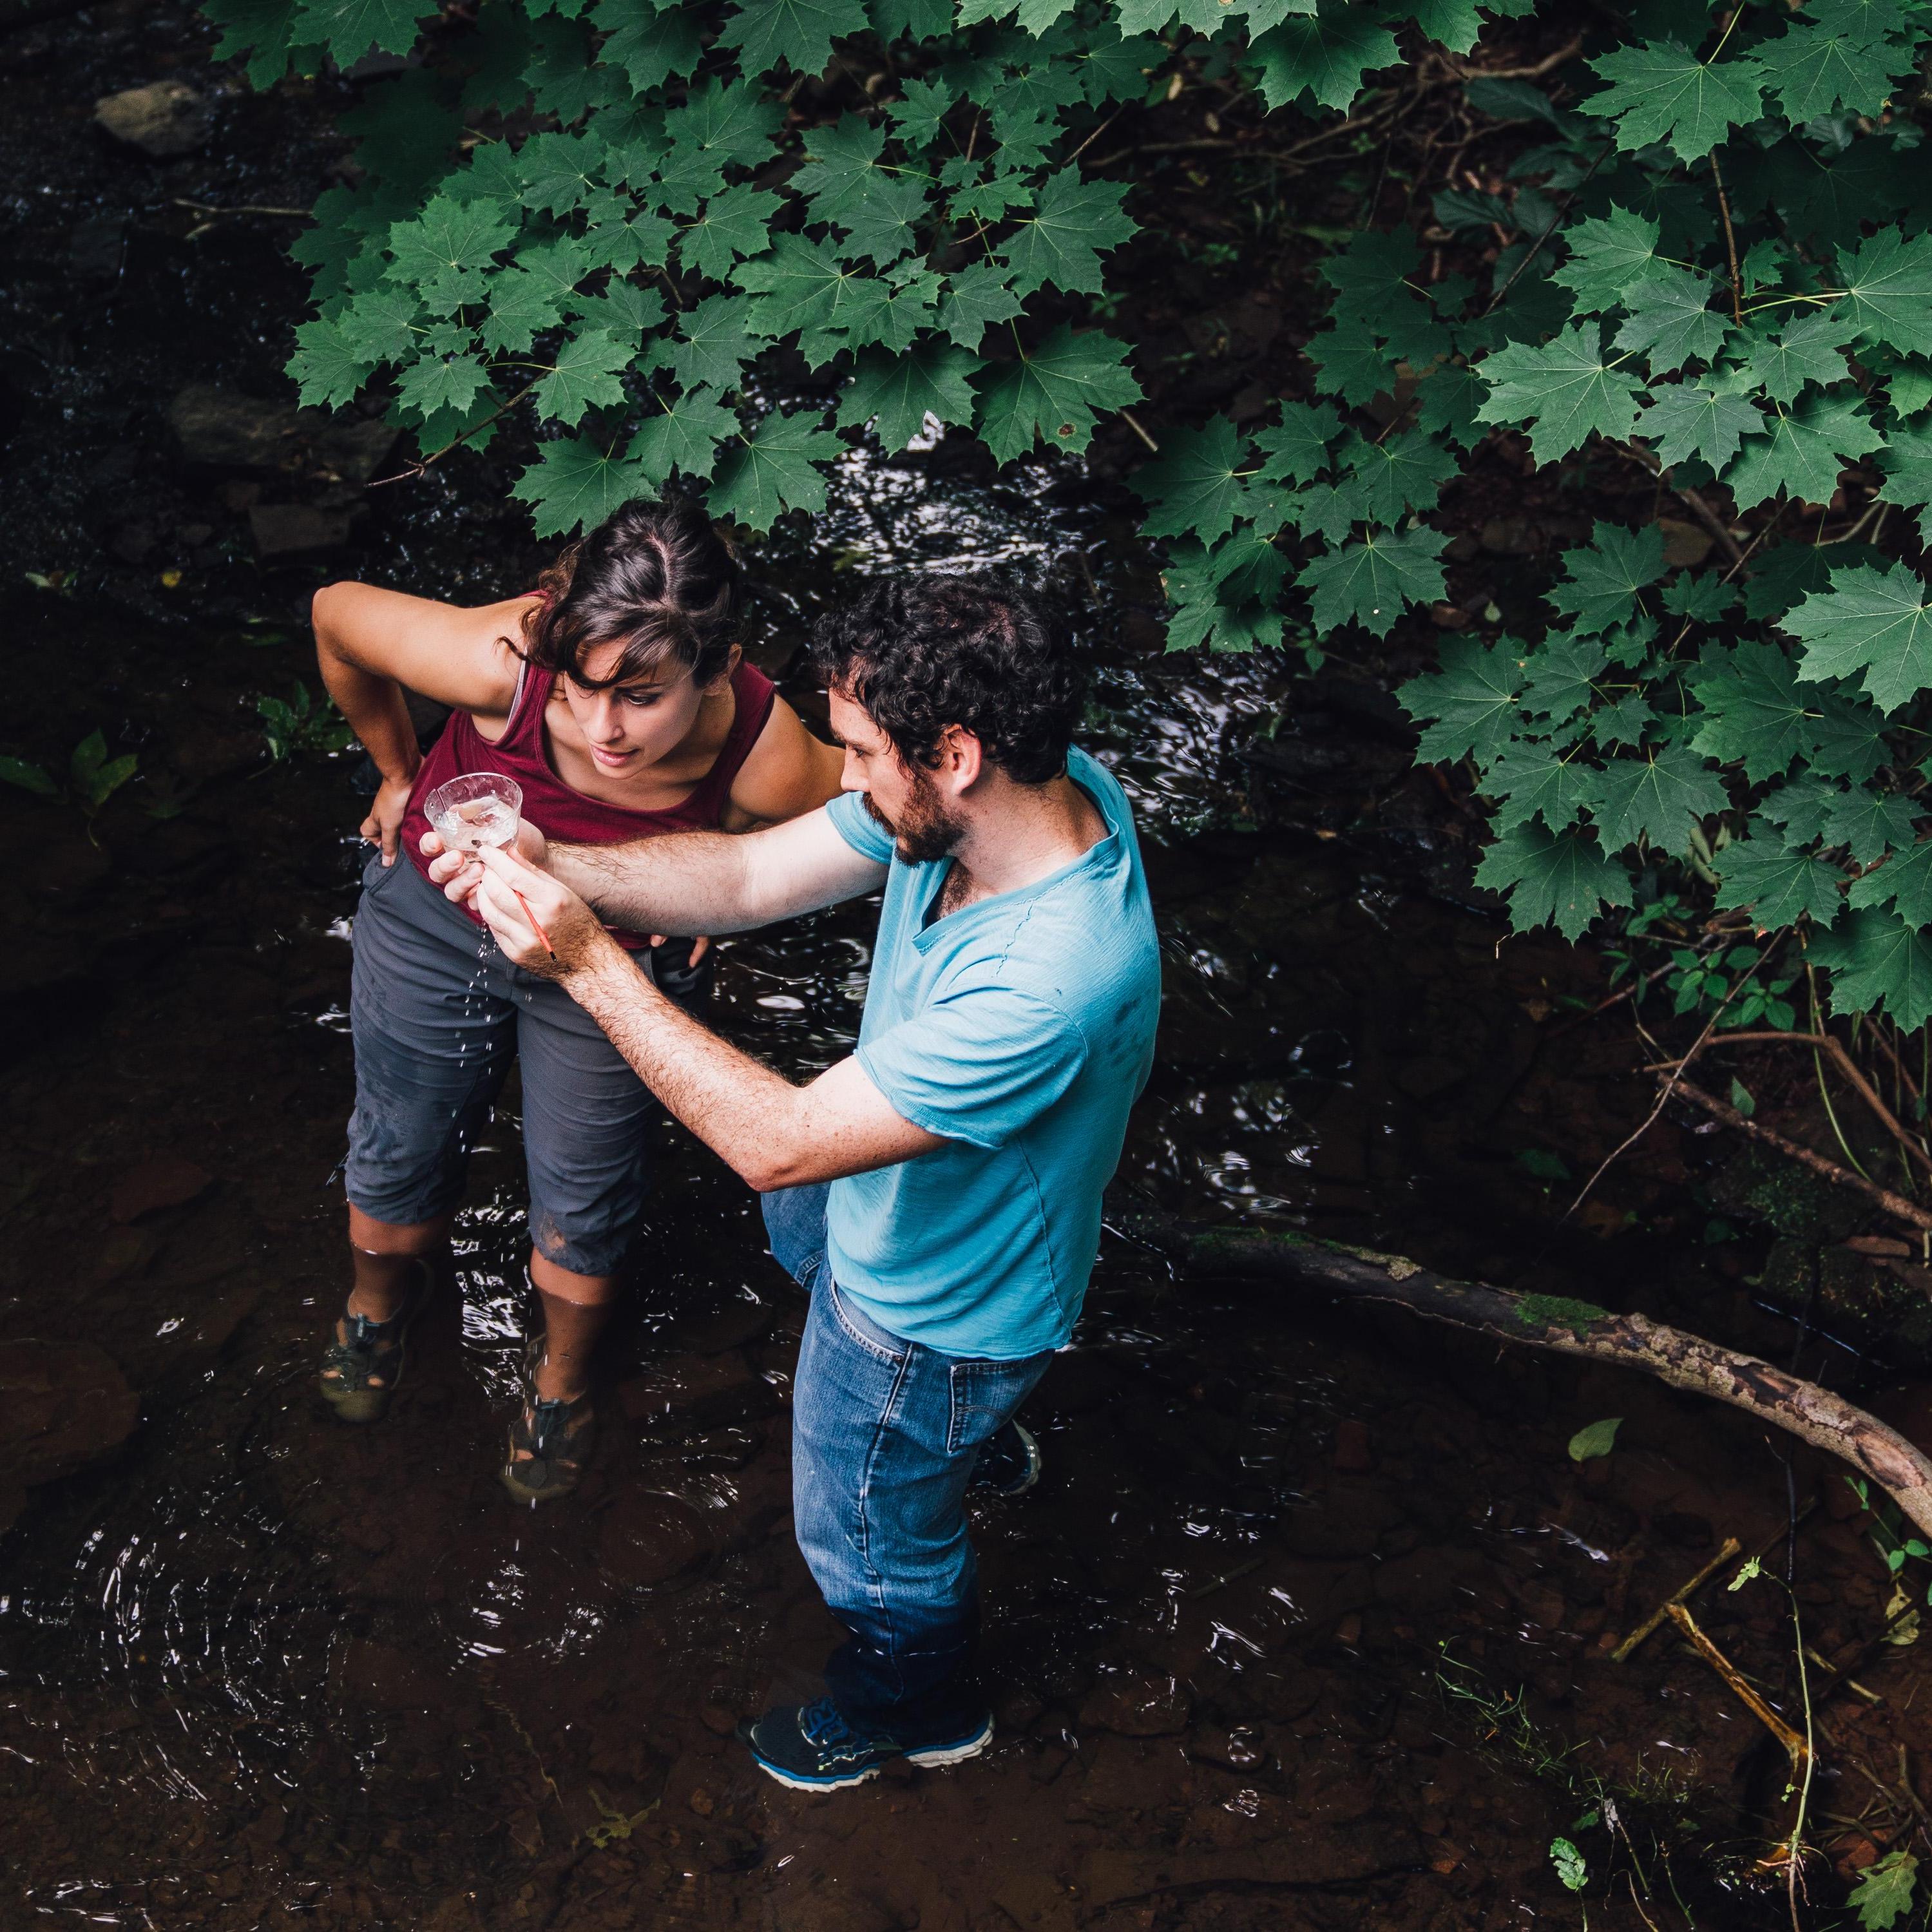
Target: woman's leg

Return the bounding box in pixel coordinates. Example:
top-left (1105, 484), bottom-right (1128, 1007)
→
top-left (526, 1253), bottom-right (616, 1401)
top-left (336, 859), bottom-right (515, 1390)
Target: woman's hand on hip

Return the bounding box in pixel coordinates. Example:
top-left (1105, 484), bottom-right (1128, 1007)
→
top-left (360, 772), bottom-right (417, 866)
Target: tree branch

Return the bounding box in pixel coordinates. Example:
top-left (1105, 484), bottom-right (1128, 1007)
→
top-left (1110, 1197), bottom-right (1932, 1538)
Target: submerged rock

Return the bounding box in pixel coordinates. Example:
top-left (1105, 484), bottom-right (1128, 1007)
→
top-left (111, 1154), bottom-right (211, 1223)
top-left (247, 501), bottom-right (356, 559)
top-left (0, 1338), bottom-right (140, 1493)
top-left (166, 383), bottom-right (397, 484)
top-left (93, 81), bottom-right (211, 158)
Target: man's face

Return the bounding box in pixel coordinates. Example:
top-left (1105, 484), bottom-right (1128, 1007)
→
top-left (827, 687), bottom-right (964, 865)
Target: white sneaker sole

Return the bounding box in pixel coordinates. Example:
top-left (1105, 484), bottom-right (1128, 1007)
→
top-left (748, 1716), bottom-right (995, 1791)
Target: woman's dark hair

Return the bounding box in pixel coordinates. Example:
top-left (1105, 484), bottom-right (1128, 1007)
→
top-left (521, 499), bottom-right (741, 690)
top-left (812, 577), bottom-right (1084, 786)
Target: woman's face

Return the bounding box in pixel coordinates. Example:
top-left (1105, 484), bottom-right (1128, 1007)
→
top-left (558, 639), bottom-right (724, 776)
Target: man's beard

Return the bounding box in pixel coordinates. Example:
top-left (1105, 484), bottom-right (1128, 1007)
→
top-left (865, 770), bottom-right (963, 864)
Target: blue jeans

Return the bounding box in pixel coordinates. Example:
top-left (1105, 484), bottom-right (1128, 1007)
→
top-left (762, 1183), bottom-right (1053, 1741)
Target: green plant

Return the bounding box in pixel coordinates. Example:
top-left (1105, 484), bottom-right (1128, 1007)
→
top-left (1849, 1847), bottom-right (1919, 1930)
top-left (200, 0), bottom-right (1932, 1032)
top-left (0, 732), bottom-right (139, 819)
top-left (256, 682), bottom-right (356, 762)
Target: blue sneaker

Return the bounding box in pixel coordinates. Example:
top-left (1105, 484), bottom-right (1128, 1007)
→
top-left (971, 1417), bottom-right (1042, 1497)
top-left (736, 1697), bottom-right (994, 1792)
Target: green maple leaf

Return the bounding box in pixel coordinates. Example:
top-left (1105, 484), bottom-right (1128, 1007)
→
top-left (999, 171), bottom-right (1135, 298)
top-left (387, 195), bottom-right (515, 309)
top-left (1550, 206), bottom-right (1660, 316)
top-left (629, 389), bottom-right (740, 486)
top-left (534, 327), bottom-right (631, 427)
top-left (837, 342), bottom-right (979, 451)
top-left (477, 269), bottom-right (564, 355)
top-left (571, 278), bottom-right (666, 347)
top-left (1849, 837), bottom-right (1932, 927)
top-left (1484, 743), bottom-right (1602, 835)
top-left (1592, 693), bottom-right (1656, 750)
top-left (1475, 823), bottom-right (1633, 941)
top-left (1414, 359), bottom-right (1486, 449)
top-left (1725, 393), bottom-right (1882, 510)
top-left (1835, 229), bottom-right (1932, 358)
top-left (1688, 641), bottom-right (1826, 781)
top-left (887, 75), bottom-right (957, 148)
top-left (1744, 309), bottom-right (1856, 406)
top-left (837, 172), bottom-right (930, 267)
top-left (395, 350), bottom-right (490, 421)
top-left (204, 0), bottom-right (303, 87)
top-left (1547, 521), bottom-right (1666, 635)
top-left (1875, 418), bottom-right (1932, 512)
top-left (736, 236), bottom-right (891, 365)
top-left (1520, 635), bottom-right (1607, 722)
top-left (1813, 908), bottom-right (1932, 1027)
top-left (1823, 785), bottom-right (1918, 864)
top-left (1748, 14), bottom-right (1915, 122)
top-left (1477, 324), bottom-right (1644, 464)
top-left (1714, 830), bottom-right (1846, 928)
top-left (1162, 535), bottom-right (1287, 653)
top-left (1254, 401), bottom-right (1343, 486)
top-left (678, 185), bottom-right (781, 282)
top-left (665, 79), bottom-right (787, 177)
top-left (515, 237), bottom-right (597, 316)
top-left (1809, 691), bottom-right (1888, 785)
top-left (707, 410), bottom-right (842, 529)
top-left (1592, 745), bottom-right (1729, 854)
top-left (1638, 383), bottom-right (1763, 471)
top-left (594, 0), bottom-right (703, 91)
top-left (937, 263), bottom-right (1025, 350)
top-left (510, 435), bottom-right (652, 536)
top-left (515, 129), bottom-right (604, 216)
top-left (1248, 10), bottom-right (1401, 112)
top-left (648, 293), bottom-right (758, 392)
top-left (1580, 39), bottom-right (1763, 164)
top-left (1339, 431), bottom-right (1459, 525)
top-left (1318, 228), bottom-right (1421, 321)
top-left (1131, 420), bottom-right (1250, 545)
top-left (288, 316), bottom-right (368, 409)
top-left (1612, 266), bottom-right (1728, 372)
top-left (336, 282), bottom-right (421, 364)
top-left (716, 0), bottom-right (870, 73)
top-left (1302, 525), bottom-right (1447, 640)
top-left (792, 115), bottom-right (887, 221)
top-left (1782, 559), bottom-right (1932, 713)
top-left (1307, 332), bottom-right (1395, 409)
top-left (1265, 483), bottom-right (1359, 546)
top-left (1399, 635), bottom-right (1527, 763)
top-left (292, 0), bottom-right (435, 61)
top-left (973, 325), bottom-right (1142, 464)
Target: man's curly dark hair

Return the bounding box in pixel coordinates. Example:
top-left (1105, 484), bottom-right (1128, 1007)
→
top-left (812, 578), bottom-right (1084, 786)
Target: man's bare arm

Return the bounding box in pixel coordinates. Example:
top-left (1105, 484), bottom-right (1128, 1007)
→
top-left (548, 805), bottom-right (886, 936)
top-left (469, 845), bottom-right (941, 1188)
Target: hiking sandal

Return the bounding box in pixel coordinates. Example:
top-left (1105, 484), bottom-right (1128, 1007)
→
top-left (318, 1260), bottom-right (432, 1424)
top-left (500, 1337), bottom-right (597, 1506)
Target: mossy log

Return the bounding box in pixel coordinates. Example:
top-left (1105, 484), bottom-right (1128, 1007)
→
top-left (1110, 1198), bottom-right (1932, 1542)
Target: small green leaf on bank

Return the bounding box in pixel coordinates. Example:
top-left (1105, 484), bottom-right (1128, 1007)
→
top-left (1567, 1417), bottom-right (1621, 1463)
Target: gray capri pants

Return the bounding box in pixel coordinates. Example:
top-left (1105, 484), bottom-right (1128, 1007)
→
top-left (345, 853), bottom-right (704, 1276)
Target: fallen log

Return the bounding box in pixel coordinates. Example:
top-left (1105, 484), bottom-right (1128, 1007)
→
top-left (1109, 1198), bottom-right (1932, 1542)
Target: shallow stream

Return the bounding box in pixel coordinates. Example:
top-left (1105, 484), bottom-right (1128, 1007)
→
top-left (4, 7), bottom-right (1930, 1929)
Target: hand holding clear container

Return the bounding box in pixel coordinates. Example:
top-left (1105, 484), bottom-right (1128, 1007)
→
top-left (423, 772), bottom-right (555, 957)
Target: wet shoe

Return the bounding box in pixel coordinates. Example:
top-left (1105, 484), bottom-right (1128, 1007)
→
top-left (500, 1340), bottom-right (597, 1506)
top-left (736, 1697), bottom-right (994, 1792)
top-left (971, 1417), bottom-right (1042, 1497)
top-left (318, 1261), bottom-right (431, 1424)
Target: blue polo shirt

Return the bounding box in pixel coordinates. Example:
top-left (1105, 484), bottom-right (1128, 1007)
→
top-left (823, 747), bottom-right (1162, 1360)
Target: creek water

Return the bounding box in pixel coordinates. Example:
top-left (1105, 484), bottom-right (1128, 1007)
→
top-left (3, 7), bottom-right (1929, 1929)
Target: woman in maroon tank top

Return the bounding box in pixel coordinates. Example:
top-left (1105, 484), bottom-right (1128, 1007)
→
top-left (309, 502), bottom-right (842, 1505)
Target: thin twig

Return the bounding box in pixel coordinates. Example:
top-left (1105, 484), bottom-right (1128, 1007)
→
top-left (1118, 408), bottom-right (1160, 454)
top-left (1670, 1077), bottom-right (1932, 1233)
top-left (1708, 151), bottom-right (1744, 327)
top-left (370, 378), bottom-right (542, 486)
top-left (1667, 1600), bottom-right (1812, 1766)
top-left (1612, 1536), bottom-right (1744, 1661)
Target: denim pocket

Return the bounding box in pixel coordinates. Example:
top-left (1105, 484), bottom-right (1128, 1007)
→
top-left (946, 1355), bottom-right (1045, 1456)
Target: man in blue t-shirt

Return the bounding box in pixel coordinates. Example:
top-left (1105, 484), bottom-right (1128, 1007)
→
top-left (431, 578), bottom-right (1162, 1791)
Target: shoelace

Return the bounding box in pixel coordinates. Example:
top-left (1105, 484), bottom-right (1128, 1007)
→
top-left (800, 1698), bottom-right (869, 1753)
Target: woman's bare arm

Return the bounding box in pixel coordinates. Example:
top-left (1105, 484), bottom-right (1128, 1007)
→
top-left (312, 583), bottom-right (530, 861)
top-left (722, 696), bottom-right (846, 829)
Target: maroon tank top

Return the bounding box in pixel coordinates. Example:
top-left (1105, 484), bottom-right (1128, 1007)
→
top-left (403, 648), bottom-right (777, 950)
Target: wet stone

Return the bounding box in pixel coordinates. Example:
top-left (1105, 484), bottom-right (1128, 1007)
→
top-left (111, 1154), bottom-right (212, 1223)
top-left (167, 384), bottom-right (397, 483)
top-left (248, 502), bottom-right (356, 560)
top-left (0, 1338), bottom-right (140, 1487)
top-left (93, 81), bottom-right (211, 157)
